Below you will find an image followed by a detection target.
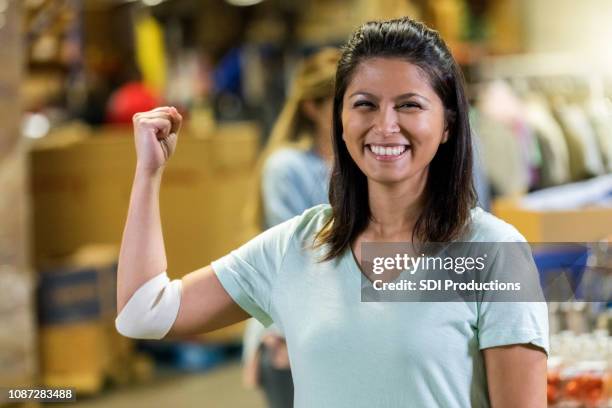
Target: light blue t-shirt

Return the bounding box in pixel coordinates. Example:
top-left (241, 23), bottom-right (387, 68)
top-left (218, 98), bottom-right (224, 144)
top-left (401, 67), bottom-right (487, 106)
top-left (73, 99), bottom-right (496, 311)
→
top-left (212, 205), bottom-right (549, 408)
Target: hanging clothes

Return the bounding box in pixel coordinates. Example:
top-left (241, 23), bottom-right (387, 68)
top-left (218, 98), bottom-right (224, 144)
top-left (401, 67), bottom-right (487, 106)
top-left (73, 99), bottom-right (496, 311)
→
top-left (584, 97), bottom-right (612, 173)
top-left (523, 93), bottom-right (571, 187)
top-left (474, 81), bottom-right (538, 194)
top-left (479, 80), bottom-right (542, 188)
top-left (553, 102), bottom-right (606, 180)
top-left (471, 108), bottom-right (528, 196)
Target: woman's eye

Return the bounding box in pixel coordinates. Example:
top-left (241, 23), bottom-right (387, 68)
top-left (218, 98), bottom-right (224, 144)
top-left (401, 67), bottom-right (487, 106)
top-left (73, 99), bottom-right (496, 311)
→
top-left (398, 102), bottom-right (421, 109)
top-left (353, 100), bottom-right (375, 109)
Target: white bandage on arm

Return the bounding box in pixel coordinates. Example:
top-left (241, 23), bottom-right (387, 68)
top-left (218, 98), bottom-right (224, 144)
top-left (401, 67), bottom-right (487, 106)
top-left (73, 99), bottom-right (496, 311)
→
top-left (115, 272), bottom-right (182, 340)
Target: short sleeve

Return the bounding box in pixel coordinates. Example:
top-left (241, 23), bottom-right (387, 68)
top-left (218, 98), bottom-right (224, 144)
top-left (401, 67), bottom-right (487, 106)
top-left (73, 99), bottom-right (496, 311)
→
top-left (477, 235), bottom-right (550, 355)
top-left (478, 301), bottom-right (549, 355)
top-left (211, 216), bottom-right (299, 327)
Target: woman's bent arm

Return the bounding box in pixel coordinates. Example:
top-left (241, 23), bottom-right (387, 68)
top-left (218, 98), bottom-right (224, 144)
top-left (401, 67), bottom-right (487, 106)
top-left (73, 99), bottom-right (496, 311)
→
top-left (166, 265), bottom-right (250, 337)
top-left (116, 107), bottom-right (249, 338)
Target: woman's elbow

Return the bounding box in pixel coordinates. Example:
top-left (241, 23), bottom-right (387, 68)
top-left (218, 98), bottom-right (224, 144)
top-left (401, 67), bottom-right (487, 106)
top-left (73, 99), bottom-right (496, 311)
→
top-left (114, 273), bottom-right (182, 340)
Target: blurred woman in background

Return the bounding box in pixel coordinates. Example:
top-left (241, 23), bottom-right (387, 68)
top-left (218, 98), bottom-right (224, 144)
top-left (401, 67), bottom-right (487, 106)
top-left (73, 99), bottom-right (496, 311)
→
top-left (242, 47), bottom-right (340, 408)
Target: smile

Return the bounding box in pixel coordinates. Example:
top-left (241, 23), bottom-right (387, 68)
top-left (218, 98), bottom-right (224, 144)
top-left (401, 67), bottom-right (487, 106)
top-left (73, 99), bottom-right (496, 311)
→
top-left (366, 143), bottom-right (411, 160)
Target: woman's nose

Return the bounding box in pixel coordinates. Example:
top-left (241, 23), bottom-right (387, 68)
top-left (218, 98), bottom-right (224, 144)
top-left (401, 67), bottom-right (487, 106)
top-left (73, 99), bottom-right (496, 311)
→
top-left (374, 106), bottom-right (400, 136)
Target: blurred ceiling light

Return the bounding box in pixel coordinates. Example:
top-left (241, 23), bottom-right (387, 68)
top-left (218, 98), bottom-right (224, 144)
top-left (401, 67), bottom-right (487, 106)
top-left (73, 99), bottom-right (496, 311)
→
top-left (225, 0), bottom-right (264, 6)
top-left (22, 113), bottom-right (51, 139)
top-left (142, 0), bottom-right (166, 6)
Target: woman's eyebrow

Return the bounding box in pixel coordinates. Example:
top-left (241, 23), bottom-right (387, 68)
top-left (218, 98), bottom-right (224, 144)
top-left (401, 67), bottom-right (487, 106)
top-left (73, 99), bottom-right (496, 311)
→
top-left (396, 92), bottom-right (430, 103)
top-left (348, 91), bottom-right (377, 99)
top-left (348, 91), bottom-right (430, 103)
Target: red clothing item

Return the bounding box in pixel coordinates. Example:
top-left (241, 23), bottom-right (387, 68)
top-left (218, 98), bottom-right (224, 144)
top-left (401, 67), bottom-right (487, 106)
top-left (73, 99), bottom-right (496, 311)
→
top-left (106, 82), bottom-right (160, 124)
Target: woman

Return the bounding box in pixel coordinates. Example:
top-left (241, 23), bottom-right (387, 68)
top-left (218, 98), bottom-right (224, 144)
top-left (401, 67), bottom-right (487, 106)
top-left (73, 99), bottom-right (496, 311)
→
top-left (248, 48), bottom-right (338, 230)
top-left (242, 48), bottom-right (339, 408)
top-left (116, 17), bottom-right (548, 407)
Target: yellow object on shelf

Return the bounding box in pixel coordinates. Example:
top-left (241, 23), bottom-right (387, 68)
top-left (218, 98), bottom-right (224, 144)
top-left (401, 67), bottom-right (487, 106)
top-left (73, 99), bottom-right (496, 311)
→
top-left (134, 13), bottom-right (167, 93)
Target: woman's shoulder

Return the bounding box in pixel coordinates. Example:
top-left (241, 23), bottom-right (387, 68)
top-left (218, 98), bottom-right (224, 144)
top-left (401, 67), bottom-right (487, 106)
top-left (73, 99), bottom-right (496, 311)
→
top-left (464, 206), bottom-right (527, 242)
top-left (242, 204), bottom-right (331, 263)
top-left (256, 204), bottom-right (330, 257)
top-left (291, 203), bottom-right (332, 238)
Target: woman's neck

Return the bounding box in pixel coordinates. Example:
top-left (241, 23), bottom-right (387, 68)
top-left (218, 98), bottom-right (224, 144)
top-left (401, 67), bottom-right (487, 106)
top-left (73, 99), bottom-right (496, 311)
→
top-left (364, 170), bottom-right (428, 241)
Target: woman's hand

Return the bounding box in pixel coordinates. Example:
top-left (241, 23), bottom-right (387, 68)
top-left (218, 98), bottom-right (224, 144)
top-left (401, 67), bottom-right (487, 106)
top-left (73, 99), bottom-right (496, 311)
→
top-left (132, 106), bottom-right (182, 175)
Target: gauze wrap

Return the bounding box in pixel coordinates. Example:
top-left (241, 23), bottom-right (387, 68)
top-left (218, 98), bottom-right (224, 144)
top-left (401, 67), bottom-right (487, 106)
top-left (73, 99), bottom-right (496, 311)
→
top-left (115, 272), bottom-right (182, 339)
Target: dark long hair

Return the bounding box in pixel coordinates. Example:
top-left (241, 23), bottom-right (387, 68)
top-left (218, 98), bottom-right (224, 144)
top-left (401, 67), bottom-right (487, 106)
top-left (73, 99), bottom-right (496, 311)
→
top-left (316, 17), bottom-right (476, 261)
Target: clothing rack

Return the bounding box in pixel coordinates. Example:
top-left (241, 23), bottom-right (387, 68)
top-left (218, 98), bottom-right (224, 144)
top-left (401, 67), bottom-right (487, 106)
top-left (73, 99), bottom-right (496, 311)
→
top-left (475, 52), bottom-right (611, 99)
top-left (478, 52), bottom-right (603, 79)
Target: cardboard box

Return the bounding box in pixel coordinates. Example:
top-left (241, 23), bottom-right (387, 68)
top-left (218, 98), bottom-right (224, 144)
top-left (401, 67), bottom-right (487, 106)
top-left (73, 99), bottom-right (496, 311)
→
top-left (492, 197), bottom-right (612, 242)
top-left (37, 245), bottom-right (118, 325)
top-left (30, 123), bottom-right (259, 277)
top-left (39, 318), bottom-right (143, 394)
top-left (37, 245), bottom-right (136, 394)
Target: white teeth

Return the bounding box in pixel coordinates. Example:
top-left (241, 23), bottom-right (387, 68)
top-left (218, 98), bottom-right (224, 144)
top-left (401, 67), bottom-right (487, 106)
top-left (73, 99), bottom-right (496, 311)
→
top-left (369, 144), bottom-right (407, 156)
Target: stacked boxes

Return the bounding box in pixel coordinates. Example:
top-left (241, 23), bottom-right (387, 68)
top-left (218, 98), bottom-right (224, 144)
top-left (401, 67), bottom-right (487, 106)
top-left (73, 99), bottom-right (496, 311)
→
top-left (37, 245), bottom-right (140, 394)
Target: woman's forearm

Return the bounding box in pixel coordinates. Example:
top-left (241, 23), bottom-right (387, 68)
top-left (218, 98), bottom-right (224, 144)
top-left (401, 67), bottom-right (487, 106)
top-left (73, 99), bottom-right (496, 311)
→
top-left (116, 166), bottom-right (168, 311)
top-left (484, 345), bottom-right (547, 408)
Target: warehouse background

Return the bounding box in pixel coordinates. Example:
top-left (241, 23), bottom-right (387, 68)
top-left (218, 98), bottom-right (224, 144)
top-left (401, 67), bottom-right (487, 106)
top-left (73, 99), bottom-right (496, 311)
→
top-left (0, 0), bottom-right (610, 407)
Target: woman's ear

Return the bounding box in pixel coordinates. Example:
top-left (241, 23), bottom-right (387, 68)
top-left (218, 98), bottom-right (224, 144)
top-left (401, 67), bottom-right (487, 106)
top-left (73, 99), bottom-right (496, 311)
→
top-left (441, 109), bottom-right (455, 144)
top-left (441, 127), bottom-right (449, 144)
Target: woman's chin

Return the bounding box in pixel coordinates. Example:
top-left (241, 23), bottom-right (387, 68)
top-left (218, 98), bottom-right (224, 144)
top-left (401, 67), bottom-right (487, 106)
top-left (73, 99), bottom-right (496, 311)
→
top-left (364, 165), bottom-right (429, 186)
top-left (367, 173), bottom-right (413, 186)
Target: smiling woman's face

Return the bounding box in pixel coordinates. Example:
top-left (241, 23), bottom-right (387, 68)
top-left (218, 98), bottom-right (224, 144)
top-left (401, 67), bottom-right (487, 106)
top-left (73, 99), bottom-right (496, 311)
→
top-left (341, 57), bottom-right (449, 185)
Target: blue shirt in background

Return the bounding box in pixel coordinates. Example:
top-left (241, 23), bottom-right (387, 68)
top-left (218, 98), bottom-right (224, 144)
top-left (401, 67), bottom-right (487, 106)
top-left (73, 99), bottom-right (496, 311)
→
top-left (262, 147), bottom-right (330, 229)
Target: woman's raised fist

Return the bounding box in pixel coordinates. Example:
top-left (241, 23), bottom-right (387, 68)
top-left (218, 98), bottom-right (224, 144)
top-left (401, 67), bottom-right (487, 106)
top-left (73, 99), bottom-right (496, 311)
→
top-left (132, 106), bottom-right (182, 173)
